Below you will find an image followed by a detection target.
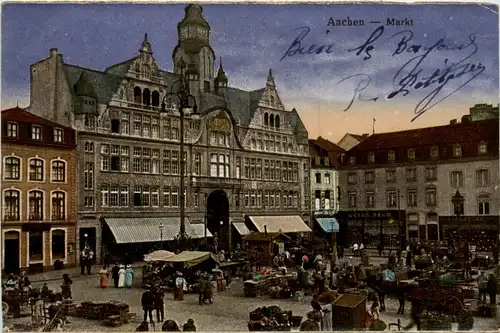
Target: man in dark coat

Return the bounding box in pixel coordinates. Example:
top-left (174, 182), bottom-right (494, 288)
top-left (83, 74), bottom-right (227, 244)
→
top-left (487, 273), bottom-right (498, 305)
top-left (198, 276), bottom-right (207, 305)
top-left (112, 262), bottom-right (120, 288)
top-left (154, 287), bottom-right (165, 323)
top-left (141, 288), bottom-right (155, 323)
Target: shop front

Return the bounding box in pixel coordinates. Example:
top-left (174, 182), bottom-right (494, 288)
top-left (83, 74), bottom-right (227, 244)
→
top-left (337, 210), bottom-right (406, 249)
top-left (439, 215), bottom-right (499, 251)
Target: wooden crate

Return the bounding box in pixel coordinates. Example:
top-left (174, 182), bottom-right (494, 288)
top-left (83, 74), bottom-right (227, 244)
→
top-left (332, 294), bottom-right (367, 330)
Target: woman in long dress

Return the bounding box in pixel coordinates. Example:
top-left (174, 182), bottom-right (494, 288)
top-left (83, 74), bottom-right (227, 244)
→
top-left (118, 265), bottom-right (126, 288)
top-left (174, 272), bottom-right (187, 300)
top-left (99, 266), bottom-right (108, 288)
top-left (125, 264), bottom-right (134, 288)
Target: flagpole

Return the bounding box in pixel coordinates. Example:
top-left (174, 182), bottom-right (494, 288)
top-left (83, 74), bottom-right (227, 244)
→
top-left (372, 118), bottom-right (376, 135)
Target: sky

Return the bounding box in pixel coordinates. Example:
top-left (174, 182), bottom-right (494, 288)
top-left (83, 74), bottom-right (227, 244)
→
top-left (1, 3), bottom-right (498, 142)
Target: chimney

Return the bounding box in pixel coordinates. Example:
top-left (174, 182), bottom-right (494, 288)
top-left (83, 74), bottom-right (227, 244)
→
top-left (450, 119), bottom-right (458, 125)
top-left (50, 48), bottom-right (58, 57)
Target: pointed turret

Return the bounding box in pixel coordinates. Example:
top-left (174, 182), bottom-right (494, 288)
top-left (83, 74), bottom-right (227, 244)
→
top-left (74, 71), bottom-right (97, 98)
top-left (73, 71), bottom-right (98, 115)
top-left (215, 59), bottom-right (228, 95)
top-left (266, 69), bottom-right (276, 88)
top-left (139, 33), bottom-right (153, 54)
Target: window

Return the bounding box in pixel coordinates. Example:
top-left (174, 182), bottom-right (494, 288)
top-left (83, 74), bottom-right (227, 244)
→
top-left (7, 122), bottom-right (18, 137)
top-left (368, 152), bottom-right (375, 164)
top-left (120, 186), bottom-right (129, 207)
top-left (121, 119), bottom-right (130, 135)
top-left (451, 171), bottom-right (464, 188)
top-left (101, 185), bottom-right (109, 207)
top-left (314, 190), bottom-right (321, 210)
top-left (171, 187), bottom-right (179, 207)
top-left (51, 161), bottom-right (66, 182)
top-left (453, 195), bottom-right (465, 215)
top-left (29, 231), bottom-right (43, 262)
top-left (110, 186), bottom-right (119, 207)
top-left (84, 162), bottom-right (94, 189)
top-left (29, 159), bottom-right (44, 181)
top-left (324, 173), bottom-right (331, 184)
top-left (85, 115), bottom-right (96, 128)
top-left (141, 186), bottom-right (150, 206)
top-left (349, 156), bottom-right (356, 165)
top-left (387, 191), bottom-right (397, 208)
top-left (478, 141), bottom-right (487, 155)
top-left (426, 188), bottom-right (437, 206)
top-left (407, 189), bottom-right (417, 207)
top-left (151, 187), bottom-right (159, 207)
top-left (386, 170), bottom-right (396, 183)
top-left (84, 196), bottom-right (94, 208)
top-left (257, 159), bottom-right (262, 179)
top-left (51, 191), bottom-right (65, 220)
top-left (348, 172), bottom-right (357, 184)
top-left (406, 168), bottom-right (417, 182)
top-left (51, 230), bottom-right (66, 260)
top-left (236, 157), bottom-right (241, 179)
top-left (210, 153), bottom-right (230, 178)
top-left (53, 128), bottom-right (63, 142)
top-left (4, 157), bottom-right (20, 180)
top-left (324, 190), bottom-right (331, 209)
top-left (453, 144), bottom-right (462, 158)
top-left (476, 169), bottom-right (489, 187)
top-left (315, 173), bottom-right (321, 184)
top-left (111, 119), bottom-right (120, 133)
top-left (4, 189), bottom-right (20, 220)
top-left (425, 166), bottom-right (437, 181)
top-left (171, 151), bottom-right (179, 175)
top-left (31, 125), bottom-right (42, 140)
top-left (478, 195), bottom-right (490, 215)
top-left (365, 171), bottom-right (375, 184)
top-left (133, 186), bottom-right (141, 206)
top-left (366, 191), bottom-right (375, 208)
top-left (407, 148), bottom-right (416, 161)
top-left (388, 150), bottom-right (395, 163)
top-left (29, 190), bottom-right (44, 220)
top-left (163, 187), bottom-right (170, 207)
top-left (84, 142), bottom-right (94, 153)
top-left (348, 191), bottom-right (357, 208)
top-left (430, 146), bottom-right (439, 159)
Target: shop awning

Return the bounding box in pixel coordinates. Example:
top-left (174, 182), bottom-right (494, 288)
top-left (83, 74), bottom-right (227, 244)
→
top-left (191, 224), bottom-right (213, 238)
top-left (316, 217), bottom-right (339, 233)
top-left (104, 217), bottom-right (199, 244)
top-left (232, 222), bottom-right (251, 236)
top-left (165, 251), bottom-right (219, 268)
top-left (248, 215), bottom-right (311, 233)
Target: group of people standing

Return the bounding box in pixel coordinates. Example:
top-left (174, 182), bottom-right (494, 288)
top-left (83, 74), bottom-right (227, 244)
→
top-left (97, 263), bottom-right (135, 288)
top-left (80, 246), bottom-right (95, 275)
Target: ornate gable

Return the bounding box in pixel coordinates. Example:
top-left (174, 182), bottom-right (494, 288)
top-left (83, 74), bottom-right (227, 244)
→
top-left (258, 69), bottom-right (285, 111)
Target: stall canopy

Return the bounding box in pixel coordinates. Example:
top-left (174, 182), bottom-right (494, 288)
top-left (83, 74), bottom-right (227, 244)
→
top-left (232, 222), bottom-right (251, 236)
top-left (316, 217), bottom-right (340, 233)
top-left (248, 215), bottom-right (311, 233)
top-left (144, 250), bottom-right (175, 262)
top-left (165, 251), bottom-right (219, 268)
top-left (104, 217), bottom-right (203, 244)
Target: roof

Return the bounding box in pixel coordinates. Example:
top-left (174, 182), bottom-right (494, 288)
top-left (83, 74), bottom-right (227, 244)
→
top-left (309, 138), bottom-right (345, 168)
top-left (247, 215), bottom-right (312, 233)
top-left (312, 137), bottom-right (345, 153)
top-left (350, 133), bottom-right (370, 141)
top-left (243, 232), bottom-right (291, 242)
top-left (2, 107), bottom-right (73, 130)
top-left (165, 251), bottom-right (219, 268)
top-left (349, 119), bottom-right (499, 152)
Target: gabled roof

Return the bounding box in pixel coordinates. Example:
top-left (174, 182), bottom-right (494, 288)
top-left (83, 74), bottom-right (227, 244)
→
top-left (290, 108), bottom-right (308, 145)
top-left (2, 107), bottom-right (72, 130)
top-left (350, 133), bottom-right (369, 141)
top-left (311, 137), bottom-right (345, 153)
top-left (105, 56), bottom-right (138, 76)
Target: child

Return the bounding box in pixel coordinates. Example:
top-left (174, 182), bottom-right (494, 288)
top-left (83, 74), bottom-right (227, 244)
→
top-left (370, 293), bottom-right (381, 320)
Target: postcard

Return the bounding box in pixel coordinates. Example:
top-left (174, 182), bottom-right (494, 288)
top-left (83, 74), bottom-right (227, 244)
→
top-left (1, 2), bottom-right (499, 332)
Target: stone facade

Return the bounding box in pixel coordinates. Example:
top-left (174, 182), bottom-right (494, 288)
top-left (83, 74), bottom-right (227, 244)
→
top-left (1, 107), bottom-right (77, 273)
top-left (27, 5), bottom-right (310, 261)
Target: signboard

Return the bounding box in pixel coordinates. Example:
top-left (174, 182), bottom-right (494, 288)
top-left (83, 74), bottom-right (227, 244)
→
top-left (338, 210), bottom-right (404, 220)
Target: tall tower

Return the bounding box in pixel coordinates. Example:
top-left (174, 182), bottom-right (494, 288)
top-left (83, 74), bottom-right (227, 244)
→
top-left (173, 4), bottom-right (216, 94)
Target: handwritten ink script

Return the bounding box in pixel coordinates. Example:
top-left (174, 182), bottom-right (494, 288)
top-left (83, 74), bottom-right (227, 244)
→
top-left (280, 25), bottom-right (486, 121)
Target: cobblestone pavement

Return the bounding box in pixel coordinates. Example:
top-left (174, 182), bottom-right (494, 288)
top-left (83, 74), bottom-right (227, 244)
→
top-left (5, 271), bottom-right (500, 331)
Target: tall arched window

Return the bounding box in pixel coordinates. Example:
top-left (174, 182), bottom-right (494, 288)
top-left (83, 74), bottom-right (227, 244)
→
top-left (29, 158), bottom-right (44, 181)
top-left (143, 88), bottom-right (151, 106)
top-left (4, 189), bottom-right (20, 220)
top-left (134, 87), bottom-right (142, 104)
top-left (408, 148), bottom-right (416, 161)
top-left (152, 91), bottom-right (160, 107)
top-left (29, 190), bottom-right (44, 220)
top-left (52, 191), bottom-right (66, 221)
top-left (4, 156), bottom-right (20, 180)
top-left (275, 115), bottom-right (280, 129)
top-left (388, 150), bottom-right (396, 163)
top-left (51, 160), bottom-right (66, 182)
top-left (270, 114), bottom-right (275, 127)
top-left (264, 113), bottom-right (269, 126)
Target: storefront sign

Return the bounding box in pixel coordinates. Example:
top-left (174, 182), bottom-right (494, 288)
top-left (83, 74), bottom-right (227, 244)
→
top-left (439, 216), bottom-right (499, 224)
top-left (338, 210), bottom-right (404, 220)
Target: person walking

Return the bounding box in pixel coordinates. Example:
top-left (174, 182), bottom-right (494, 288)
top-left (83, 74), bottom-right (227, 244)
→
top-left (118, 265), bottom-right (126, 288)
top-left (477, 271), bottom-right (488, 301)
top-left (61, 274), bottom-right (73, 299)
top-left (125, 264), bottom-right (135, 288)
top-left (80, 249), bottom-right (88, 275)
top-left (99, 266), bottom-right (109, 288)
top-left (174, 272), bottom-right (187, 300)
top-left (86, 248), bottom-right (94, 275)
top-left (112, 262), bottom-right (120, 288)
top-left (141, 288), bottom-right (155, 324)
top-left (487, 273), bottom-right (498, 305)
top-left (154, 287), bottom-right (165, 323)
top-left (198, 274), bottom-right (207, 305)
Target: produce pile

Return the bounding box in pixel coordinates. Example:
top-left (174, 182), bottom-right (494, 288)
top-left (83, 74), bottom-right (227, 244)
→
top-left (248, 305), bottom-right (293, 331)
top-left (74, 300), bottom-right (135, 327)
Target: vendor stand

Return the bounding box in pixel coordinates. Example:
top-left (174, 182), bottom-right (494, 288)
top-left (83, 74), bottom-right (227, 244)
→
top-left (164, 251), bottom-right (220, 292)
top-left (244, 232), bottom-right (290, 266)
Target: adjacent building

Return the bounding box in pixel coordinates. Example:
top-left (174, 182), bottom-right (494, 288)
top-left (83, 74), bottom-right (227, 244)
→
top-left (469, 103), bottom-right (499, 121)
top-left (337, 133), bottom-right (369, 151)
top-left (338, 118), bottom-right (499, 250)
top-left (2, 107), bottom-right (77, 274)
top-left (27, 4), bottom-right (310, 261)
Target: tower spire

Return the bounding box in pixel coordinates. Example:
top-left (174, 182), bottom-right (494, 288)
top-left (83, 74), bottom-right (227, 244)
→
top-left (266, 68), bottom-right (275, 87)
top-left (139, 33), bottom-right (152, 54)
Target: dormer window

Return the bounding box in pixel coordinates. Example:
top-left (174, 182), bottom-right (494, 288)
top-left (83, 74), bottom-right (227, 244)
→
top-left (453, 144), bottom-right (462, 158)
top-left (32, 125), bottom-right (42, 140)
top-left (54, 128), bottom-right (63, 142)
top-left (349, 156), bottom-right (356, 165)
top-left (388, 150), bottom-right (395, 163)
top-left (368, 152), bottom-right (375, 164)
top-left (7, 122), bottom-right (18, 138)
top-left (478, 141), bottom-right (487, 155)
top-left (430, 146), bottom-right (439, 159)
top-left (408, 148), bottom-right (416, 161)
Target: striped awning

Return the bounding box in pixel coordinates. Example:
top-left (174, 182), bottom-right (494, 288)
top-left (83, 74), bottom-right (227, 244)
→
top-left (232, 222), bottom-right (251, 236)
top-left (104, 217), bottom-right (199, 244)
top-left (316, 217), bottom-right (339, 233)
top-left (191, 224), bottom-right (213, 238)
top-left (248, 215), bottom-right (311, 233)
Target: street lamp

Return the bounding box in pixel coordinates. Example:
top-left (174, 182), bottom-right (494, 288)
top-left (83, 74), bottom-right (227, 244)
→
top-left (451, 189), bottom-right (464, 243)
top-left (161, 58), bottom-right (198, 252)
top-left (159, 222), bottom-right (164, 250)
top-left (84, 233), bottom-right (88, 247)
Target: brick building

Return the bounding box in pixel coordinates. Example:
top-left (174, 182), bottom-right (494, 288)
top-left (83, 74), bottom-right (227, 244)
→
top-left (338, 118), bottom-right (499, 250)
top-left (2, 107), bottom-right (77, 274)
top-left (27, 4), bottom-right (310, 261)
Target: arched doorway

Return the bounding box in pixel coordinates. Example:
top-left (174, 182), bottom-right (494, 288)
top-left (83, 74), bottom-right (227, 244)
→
top-left (4, 231), bottom-right (20, 274)
top-left (206, 190), bottom-right (230, 251)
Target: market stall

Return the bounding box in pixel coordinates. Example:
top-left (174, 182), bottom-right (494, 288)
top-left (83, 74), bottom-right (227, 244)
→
top-left (244, 232), bottom-right (290, 266)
